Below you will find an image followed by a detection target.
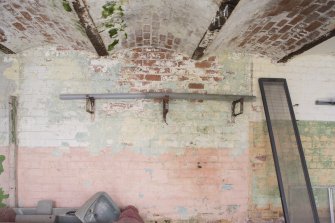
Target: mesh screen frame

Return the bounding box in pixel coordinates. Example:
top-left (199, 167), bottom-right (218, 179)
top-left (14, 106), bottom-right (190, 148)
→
top-left (259, 78), bottom-right (320, 223)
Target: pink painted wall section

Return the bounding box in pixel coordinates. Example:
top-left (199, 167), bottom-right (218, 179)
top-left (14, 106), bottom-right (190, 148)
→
top-left (18, 147), bottom-right (249, 221)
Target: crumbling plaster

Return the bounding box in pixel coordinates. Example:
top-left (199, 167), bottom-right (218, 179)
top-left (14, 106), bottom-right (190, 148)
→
top-left (0, 45), bottom-right (335, 222)
top-left (0, 46), bottom-right (253, 222)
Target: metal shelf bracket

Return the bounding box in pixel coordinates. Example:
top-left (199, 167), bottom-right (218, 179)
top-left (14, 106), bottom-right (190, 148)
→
top-left (60, 92), bottom-right (255, 122)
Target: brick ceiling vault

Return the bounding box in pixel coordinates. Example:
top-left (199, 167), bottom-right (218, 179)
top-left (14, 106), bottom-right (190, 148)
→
top-left (0, 0), bottom-right (334, 61)
top-left (0, 0), bottom-right (219, 56)
top-left (0, 0), bottom-right (94, 53)
top-left (208, 0), bottom-right (335, 61)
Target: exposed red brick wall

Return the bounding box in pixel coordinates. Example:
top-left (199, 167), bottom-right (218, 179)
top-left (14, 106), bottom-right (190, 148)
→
top-left (104, 47), bottom-right (225, 94)
top-left (121, 16), bottom-right (182, 51)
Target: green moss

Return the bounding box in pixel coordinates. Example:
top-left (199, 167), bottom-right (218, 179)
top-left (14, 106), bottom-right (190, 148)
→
top-left (101, 1), bottom-right (127, 51)
top-left (0, 188), bottom-right (8, 208)
top-left (102, 2), bottom-right (116, 18)
top-left (118, 6), bottom-right (124, 16)
top-left (108, 28), bottom-right (118, 38)
top-left (104, 22), bottom-right (115, 28)
top-left (0, 155), bottom-right (4, 175)
top-left (62, 0), bottom-right (72, 12)
top-left (0, 155), bottom-right (7, 207)
top-left (108, 39), bottom-right (119, 51)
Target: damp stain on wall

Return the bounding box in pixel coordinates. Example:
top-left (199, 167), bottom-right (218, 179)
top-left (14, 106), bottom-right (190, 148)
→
top-left (176, 206), bottom-right (188, 219)
top-left (0, 46), bottom-right (253, 220)
top-left (0, 188), bottom-right (9, 208)
top-left (221, 184), bottom-right (233, 191)
top-left (0, 155), bottom-right (5, 175)
top-left (0, 155), bottom-right (8, 207)
top-left (249, 120), bottom-right (335, 221)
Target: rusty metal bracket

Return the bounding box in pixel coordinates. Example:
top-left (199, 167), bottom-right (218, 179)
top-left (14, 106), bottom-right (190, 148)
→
top-left (231, 98), bottom-right (243, 117)
top-left (86, 96), bottom-right (95, 114)
top-left (163, 95), bottom-right (169, 124)
top-left (61, 93), bottom-right (255, 122)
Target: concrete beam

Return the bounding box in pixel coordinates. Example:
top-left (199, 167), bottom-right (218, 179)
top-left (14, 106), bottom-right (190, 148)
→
top-left (0, 44), bottom-right (15, 54)
top-left (72, 0), bottom-right (108, 56)
top-left (192, 0), bottom-right (240, 60)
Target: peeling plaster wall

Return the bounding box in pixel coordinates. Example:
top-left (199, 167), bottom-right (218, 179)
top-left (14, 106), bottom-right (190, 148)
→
top-left (0, 46), bottom-right (335, 222)
top-left (0, 46), bottom-right (252, 222)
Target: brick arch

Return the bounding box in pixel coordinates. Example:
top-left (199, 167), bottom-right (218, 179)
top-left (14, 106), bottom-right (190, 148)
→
top-left (0, 1), bottom-right (94, 53)
top-left (87, 0), bottom-right (220, 57)
top-left (0, 0), bottom-right (220, 57)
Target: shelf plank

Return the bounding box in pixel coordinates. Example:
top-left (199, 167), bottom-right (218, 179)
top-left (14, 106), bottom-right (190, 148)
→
top-left (59, 93), bottom-right (255, 101)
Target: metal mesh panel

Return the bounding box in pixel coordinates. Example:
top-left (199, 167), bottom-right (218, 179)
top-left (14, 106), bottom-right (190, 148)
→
top-left (259, 79), bottom-right (319, 223)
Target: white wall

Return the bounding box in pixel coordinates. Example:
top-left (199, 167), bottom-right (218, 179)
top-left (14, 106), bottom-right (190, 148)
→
top-left (251, 54), bottom-right (335, 122)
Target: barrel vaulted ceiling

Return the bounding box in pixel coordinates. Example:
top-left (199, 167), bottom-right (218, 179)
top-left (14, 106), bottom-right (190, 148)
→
top-left (0, 0), bottom-right (334, 61)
